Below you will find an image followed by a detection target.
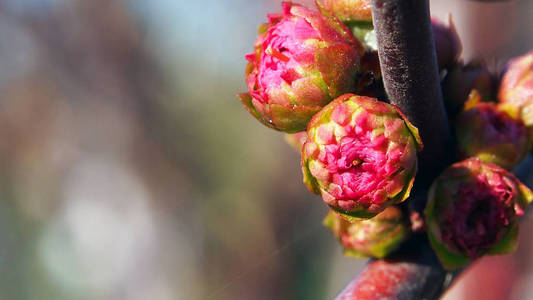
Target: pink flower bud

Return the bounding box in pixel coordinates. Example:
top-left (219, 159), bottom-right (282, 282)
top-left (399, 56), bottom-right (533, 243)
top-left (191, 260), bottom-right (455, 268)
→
top-left (324, 206), bottom-right (409, 258)
top-left (455, 91), bottom-right (532, 169)
top-left (302, 94), bottom-right (422, 218)
top-left (240, 2), bottom-right (364, 133)
top-left (425, 158), bottom-right (533, 270)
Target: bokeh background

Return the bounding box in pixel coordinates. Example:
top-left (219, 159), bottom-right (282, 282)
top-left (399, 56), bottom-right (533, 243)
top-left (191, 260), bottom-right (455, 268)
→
top-left (0, 0), bottom-right (532, 299)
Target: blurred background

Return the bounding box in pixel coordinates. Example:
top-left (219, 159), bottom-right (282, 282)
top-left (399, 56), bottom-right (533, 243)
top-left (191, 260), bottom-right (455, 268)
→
top-left (0, 0), bottom-right (531, 299)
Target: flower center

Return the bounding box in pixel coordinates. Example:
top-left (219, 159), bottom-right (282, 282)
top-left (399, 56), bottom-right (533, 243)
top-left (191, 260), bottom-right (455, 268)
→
top-left (319, 111), bottom-right (396, 205)
top-left (441, 180), bottom-right (515, 258)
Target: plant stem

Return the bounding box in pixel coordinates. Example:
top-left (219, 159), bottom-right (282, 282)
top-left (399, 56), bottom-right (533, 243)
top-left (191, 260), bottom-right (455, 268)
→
top-left (371, 0), bottom-right (451, 181)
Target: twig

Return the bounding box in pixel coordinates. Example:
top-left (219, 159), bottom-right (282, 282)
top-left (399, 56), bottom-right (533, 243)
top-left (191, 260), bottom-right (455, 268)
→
top-left (371, 0), bottom-right (451, 181)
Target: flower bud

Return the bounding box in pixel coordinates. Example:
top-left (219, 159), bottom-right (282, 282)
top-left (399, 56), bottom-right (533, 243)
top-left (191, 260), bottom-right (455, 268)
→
top-left (425, 158), bottom-right (533, 270)
top-left (302, 94), bottom-right (422, 218)
top-left (442, 60), bottom-right (495, 116)
top-left (322, 0), bottom-right (372, 23)
top-left (324, 206), bottom-right (409, 258)
top-left (431, 17), bottom-right (462, 69)
top-left (240, 2), bottom-right (364, 133)
top-left (498, 51), bottom-right (533, 128)
top-left (456, 91), bottom-right (532, 169)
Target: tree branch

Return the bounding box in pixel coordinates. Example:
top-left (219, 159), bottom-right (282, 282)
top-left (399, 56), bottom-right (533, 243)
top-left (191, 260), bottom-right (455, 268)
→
top-left (371, 0), bottom-right (451, 180)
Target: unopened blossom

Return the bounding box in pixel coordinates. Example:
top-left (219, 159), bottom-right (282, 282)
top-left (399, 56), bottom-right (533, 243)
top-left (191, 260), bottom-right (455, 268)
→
top-left (302, 94), bottom-right (422, 218)
top-left (425, 158), bottom-right (533, 270)
top-left (239, 2), bottom-right (364, 132)
top-left (324, 206), bottom-right (409, 258)
top-left (456, 90), bottom-right (532, 169)
top-left (431, 17), bottom-right (462, 69)
top-left (499, 51), bottom-right (533, 128)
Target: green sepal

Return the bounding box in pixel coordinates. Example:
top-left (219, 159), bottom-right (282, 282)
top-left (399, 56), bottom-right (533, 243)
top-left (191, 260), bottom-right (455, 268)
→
top-left (390, 104), bottom-right (423, 152)
top-left (487, 222), bottom-right (518, 255)
top-left (391, 160), bottom-right (417, 203)
top-left (314, 0), bottom-right (334, 20)
top-left (516, 181), bottom-right (533, 211)
top-left (237, 93), bottom-right (275, 130)
top-left (302, 158), bottom-right (321, 195)
top-left (425, 183), bottom-right (471, 270)
top-left (427, 229), bottom-right (471, 270)
top-left (343, 248), bottom-right (367, 258)
top-left (269, 103), bottom-right (321, 133)
top-left (322, 210), bottom-right (336, 227)
top-left (239, 92), bottom-right (322, 132)
top-left (315, 44), bottom-right (359, 99)
top-left (330, 205), bottom-right (378, 220)
top-left (257, 23), bottom-right (269, 35)
top-left (307, 0), bottom-right (357, 45)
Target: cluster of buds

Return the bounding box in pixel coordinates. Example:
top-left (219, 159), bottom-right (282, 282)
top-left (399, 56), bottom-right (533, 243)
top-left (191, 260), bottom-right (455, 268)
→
top-left (428, 51), bottom-right (533, 268)
top-left (239, 0), bottom-right (533, 265)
